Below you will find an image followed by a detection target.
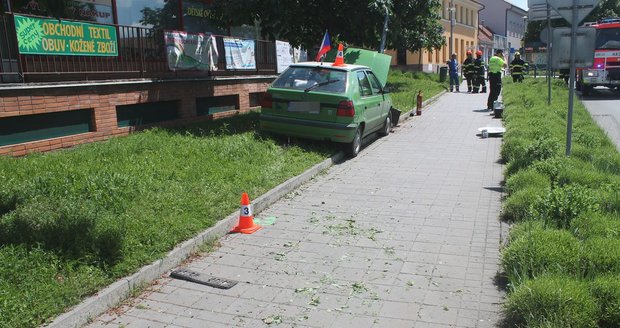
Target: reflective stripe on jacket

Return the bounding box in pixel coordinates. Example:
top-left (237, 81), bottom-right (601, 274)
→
top-left (510, 58), bottom-right (525, 75)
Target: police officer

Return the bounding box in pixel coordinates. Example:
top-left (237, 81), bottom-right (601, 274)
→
top-left (472, 50), bottom-right (486, 93)
top-left (487, 49), bottom-right (507, 110)
top-left (463, 50), bottom-right (475, 92)
top-left (510, 52), bottom-right (527, 83)
top-left (447, 53), bottom-right (459, 92)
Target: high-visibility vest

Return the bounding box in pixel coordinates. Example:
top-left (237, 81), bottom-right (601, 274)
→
top-left (489, 55), bottom-right (505, 73)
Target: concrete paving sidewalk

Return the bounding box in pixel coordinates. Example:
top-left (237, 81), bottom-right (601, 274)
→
top-left (88, 86), bottom-right (507, 328)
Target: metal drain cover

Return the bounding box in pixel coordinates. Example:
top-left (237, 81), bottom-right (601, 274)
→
top-left (170, 269), bottom-right (238, 289)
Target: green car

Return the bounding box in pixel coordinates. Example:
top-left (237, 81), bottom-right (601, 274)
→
top-left (259, 48), bottom-right (392, 157)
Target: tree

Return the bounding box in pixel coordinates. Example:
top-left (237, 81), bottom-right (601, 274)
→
top-left (208, 0), bottom-right (445, 54)
top-left (140, 0), bottom-right (180, 31)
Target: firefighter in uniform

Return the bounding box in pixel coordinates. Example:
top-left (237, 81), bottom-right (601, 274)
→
top-left (510, 52), bottom-right (527, 83)
top-left (462, 50), bottom-right (475, 92)
top-left (487, 49), bottom-right (507, 110)
top-left (472, 50), bottom-right (486, 93)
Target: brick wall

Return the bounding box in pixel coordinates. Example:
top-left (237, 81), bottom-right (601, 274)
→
top-left (0, 78), bottom-right (274, 156)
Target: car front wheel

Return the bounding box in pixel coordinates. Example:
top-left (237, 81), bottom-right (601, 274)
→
top-left (380, 115), bottom-right (391, 137)
top-left (346, 128), bottom-right (362, 157)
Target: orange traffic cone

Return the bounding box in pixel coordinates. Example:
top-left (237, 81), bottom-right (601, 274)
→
top-left (231, 192), bottom-right (261, 234)
top-left (332, 43), bottom-right (345, 66)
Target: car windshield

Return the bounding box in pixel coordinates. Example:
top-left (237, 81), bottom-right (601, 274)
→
top-left (596, 27), bottom-right (620, 50)
top-left (272, 67), bottom-right (347, 94)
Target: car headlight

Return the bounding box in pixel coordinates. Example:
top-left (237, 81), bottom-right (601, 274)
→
top-left (586, 71), bottom-right (598, 77)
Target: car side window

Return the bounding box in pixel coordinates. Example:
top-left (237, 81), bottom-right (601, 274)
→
top-left (367, 71), bottom-right (382, 95)
top-left (356, 71), bottom-right (372, 97)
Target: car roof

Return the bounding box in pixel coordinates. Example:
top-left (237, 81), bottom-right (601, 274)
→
top-left (288, 62), bottom-right (370, 72)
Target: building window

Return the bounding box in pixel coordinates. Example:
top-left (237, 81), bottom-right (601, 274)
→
top-left (465, 8), bottom-right (469, 25)
top-left (427, 50), bottom-right (432, 63)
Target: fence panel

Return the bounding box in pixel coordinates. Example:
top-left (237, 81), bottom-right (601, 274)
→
top-left (0, 13), bottom-right (278, 83)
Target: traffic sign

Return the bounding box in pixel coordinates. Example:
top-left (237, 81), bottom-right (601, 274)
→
top-left (528, 1), bottom-right (563, 22)
top-left (540, 27), bottom-right (552, 44)
top-left (546, 0), bottom-right (600, 26)
top-left (550, 27), bottom-right (596, 69)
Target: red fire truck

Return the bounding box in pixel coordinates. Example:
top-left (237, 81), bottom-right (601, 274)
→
top-left (576, 18), bottom-right (620, 96)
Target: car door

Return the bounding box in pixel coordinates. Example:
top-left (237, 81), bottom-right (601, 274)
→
top-left (366, 70), bottom-right (390, 123)
top-left (355, 70), bottom-right (383, 134)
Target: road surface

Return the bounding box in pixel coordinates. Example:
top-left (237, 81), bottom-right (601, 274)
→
top-left (581, 87), bottom-right (620, 150)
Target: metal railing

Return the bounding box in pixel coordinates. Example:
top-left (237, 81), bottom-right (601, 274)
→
top-left (0, 13), bottom-right (277, 83)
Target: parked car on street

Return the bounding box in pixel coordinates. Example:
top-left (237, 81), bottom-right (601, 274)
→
top-left (259, 48), bottom-right (392, 157)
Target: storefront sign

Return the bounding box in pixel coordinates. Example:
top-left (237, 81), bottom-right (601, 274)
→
top-left (71, 0), bottom-right (114, 24)
top-left (224, 38), bottom-right (256, 70)
top-left (14, 15), bottom-right (118, 56)
top-left (165, 30), bottom-right (218, 71)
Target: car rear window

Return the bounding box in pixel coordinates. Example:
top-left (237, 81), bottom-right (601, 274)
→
top-left (272, 67), bottom-right (347, 94)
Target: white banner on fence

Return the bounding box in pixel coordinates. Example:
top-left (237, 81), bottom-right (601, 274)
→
top-left (165, 31), bottom-right (218, 71)
top-left (224, 38), bottom-right (256, 70)
top-left (276, 40), bottom-right (293, 73)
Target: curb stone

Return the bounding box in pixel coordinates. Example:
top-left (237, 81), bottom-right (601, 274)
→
top-left (46, 151), bottom-right (345, 328)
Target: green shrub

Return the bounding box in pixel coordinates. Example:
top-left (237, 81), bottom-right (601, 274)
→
top-left (502, 187), bottom-right (547, 222)
top-left (504, 275), bottom-right (597, 328)
top-left (571, 213), bottom-right (620, 240)
top-left (530, 157), bottom-right (567, 184)
top-left (590, 276), bottom-right (620, 327)
top-left (524, 136), bottom-right (562, 164)
top-left (581, 238), bottom-right (620, 277)
top-left (502, 228), bottom-right (581, 284)
top-left (532, 184), bottom-right (599, 229)
top-left (505, 136), bottom-right (562, 176)
top-left (505, 168), bottom-right (551, 196)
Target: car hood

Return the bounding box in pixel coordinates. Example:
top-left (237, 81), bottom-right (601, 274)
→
top-left (326, 47), bottom-right (391, 87)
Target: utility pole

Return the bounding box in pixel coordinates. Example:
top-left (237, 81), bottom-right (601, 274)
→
top-left (379, 5), bottom-right (389, 53)
top-left (448, 0), bottom-right (455, 56)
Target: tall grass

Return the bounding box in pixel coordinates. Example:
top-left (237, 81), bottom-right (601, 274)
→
top-left (501, 78), bottom-right (620, 327)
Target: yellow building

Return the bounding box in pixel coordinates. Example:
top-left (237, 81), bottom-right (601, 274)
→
top-left (388, 0), bottom-right (484, 72)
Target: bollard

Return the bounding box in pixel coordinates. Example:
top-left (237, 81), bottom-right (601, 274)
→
top-left (416, 90), bottom-right (423, 116)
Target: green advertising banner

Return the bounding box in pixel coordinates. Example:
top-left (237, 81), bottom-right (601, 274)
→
top-left (13, 14), bottom-right (118, 56)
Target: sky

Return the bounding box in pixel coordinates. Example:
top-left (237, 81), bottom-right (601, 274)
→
top-left (508, 0), bottom-right (529, 10)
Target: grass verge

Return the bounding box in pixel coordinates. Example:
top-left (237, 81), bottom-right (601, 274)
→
top-left (500, 78), bottom-right (620, 327)
top-left (0, 112), bottom-right (332, 327)
top-left (387, 70), bottom-right (447, 114)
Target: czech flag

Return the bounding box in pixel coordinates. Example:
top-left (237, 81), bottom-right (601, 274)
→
top-left (315, 30), bottom-right (331, 61)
